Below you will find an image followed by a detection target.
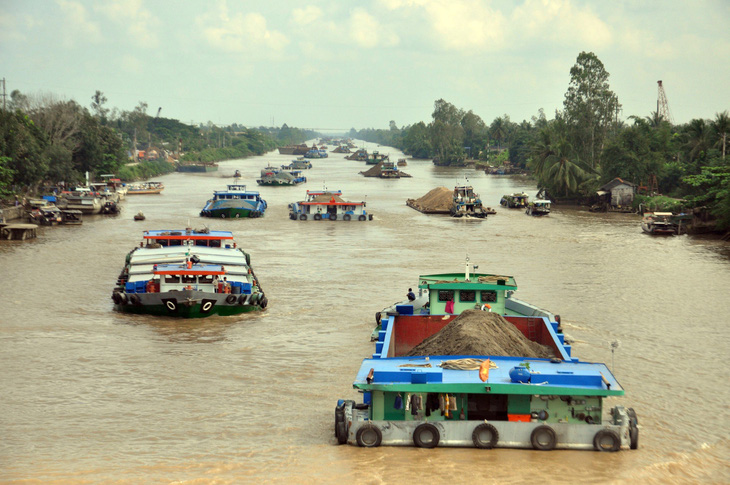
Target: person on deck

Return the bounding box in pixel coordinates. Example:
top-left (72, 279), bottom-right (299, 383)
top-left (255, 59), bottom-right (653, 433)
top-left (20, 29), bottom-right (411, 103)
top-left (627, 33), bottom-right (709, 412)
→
top-left (407, 288), bottom-right (416, 301)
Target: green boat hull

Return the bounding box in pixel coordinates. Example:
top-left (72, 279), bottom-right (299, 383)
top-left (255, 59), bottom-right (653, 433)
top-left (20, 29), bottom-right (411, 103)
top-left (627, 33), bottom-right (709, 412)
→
top-left (114, 302), bottom-right (262, 318)
top-left (202, 208), bottom-right (259, 218)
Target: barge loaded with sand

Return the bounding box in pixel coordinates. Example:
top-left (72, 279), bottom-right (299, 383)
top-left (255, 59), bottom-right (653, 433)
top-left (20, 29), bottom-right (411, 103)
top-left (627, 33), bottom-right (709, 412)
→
top-left (336, 259), bottom-right (638, 452)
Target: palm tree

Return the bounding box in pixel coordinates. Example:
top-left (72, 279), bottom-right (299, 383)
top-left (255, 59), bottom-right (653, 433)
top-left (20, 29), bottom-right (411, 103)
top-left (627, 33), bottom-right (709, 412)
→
top-left (712, 111), bottom-right (729, 160)
top-left (684, 118), bottom-right (711, 161)
top-left (530, 123), bottom-right (590, 196)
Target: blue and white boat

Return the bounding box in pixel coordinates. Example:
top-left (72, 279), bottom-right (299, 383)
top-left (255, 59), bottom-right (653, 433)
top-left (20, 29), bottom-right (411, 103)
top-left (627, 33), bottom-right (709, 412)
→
top-left (200, 185), bottom-right (267, 218)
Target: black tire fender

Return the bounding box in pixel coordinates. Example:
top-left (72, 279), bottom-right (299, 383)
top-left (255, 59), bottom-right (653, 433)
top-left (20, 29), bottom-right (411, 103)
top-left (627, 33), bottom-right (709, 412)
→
top-left (472, 423), bottom-right (499, 449)
top-left (530, 425), bottom-right (557, 451)
top-left (629, 424), bottom-right (639, 450)
top-left (356, 425), bottom-right (382, 447)
top-left (413, 423), bottom-right (440, 448)
top-left (593, 429), bottom-right (621, 452)
top-left (260, 297), bottom-right (268, 309)
top-left (130, 294), bottom-right (141, 305)
top-left (343, 214), bottom-right (351, 221)
top-left (112, 292), bottom-right (122, 304)
top-left (358, 215), bottom-right (366, 221)
top-left (299, 214), bottom-right (307, 221)
top-left (238, 294), bottom-right (249, 305)
top-left (314, 213), bottom-right (322, 221)
top-left (226, 294), bottom-right (237, 304)
top-left (330, 214), bottom-right (337, 221)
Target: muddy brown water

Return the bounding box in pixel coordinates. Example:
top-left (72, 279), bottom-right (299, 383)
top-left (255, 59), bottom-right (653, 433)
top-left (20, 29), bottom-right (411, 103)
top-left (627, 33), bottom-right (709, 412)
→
top-left (1, 142), bottom-right (729, 483)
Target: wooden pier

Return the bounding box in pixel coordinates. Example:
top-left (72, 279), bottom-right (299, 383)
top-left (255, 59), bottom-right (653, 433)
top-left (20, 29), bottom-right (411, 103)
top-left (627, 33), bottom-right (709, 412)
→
top-left (0, 223), bottom-right (38, 240)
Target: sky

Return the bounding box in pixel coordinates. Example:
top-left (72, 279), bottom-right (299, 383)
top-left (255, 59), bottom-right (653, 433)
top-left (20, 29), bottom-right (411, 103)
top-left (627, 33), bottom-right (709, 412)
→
top-left (1, 0), bottom-right (729, 133)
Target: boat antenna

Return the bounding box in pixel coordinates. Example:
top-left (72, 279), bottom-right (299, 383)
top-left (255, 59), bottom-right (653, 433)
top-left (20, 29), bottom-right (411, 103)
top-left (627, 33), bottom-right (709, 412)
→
top-left (610, 340), bottom-right (620, 371)
top-left (465, 255), bottom-right (471, 281)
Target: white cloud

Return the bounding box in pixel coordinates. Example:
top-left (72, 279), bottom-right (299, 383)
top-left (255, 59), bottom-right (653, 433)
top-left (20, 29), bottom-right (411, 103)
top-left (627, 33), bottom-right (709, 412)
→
top-left (511, 0), bottom-right (612, 49)
top-left (121, 54), bottom-right (143, 75)
top-left (95, 0), bottom-right (159, 47)
top-left (56, 0), bottom-right (101, 45)
top-left (349, 8), bottom-right (399, 48)
top-left (292, 5), bottom-right (323, 25)
top-left (200, 3), bottom-right (289, 53)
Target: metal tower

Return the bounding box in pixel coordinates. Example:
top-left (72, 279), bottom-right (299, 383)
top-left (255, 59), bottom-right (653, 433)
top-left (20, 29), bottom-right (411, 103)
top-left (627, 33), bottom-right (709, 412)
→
top-left (657, 80), bottom-right (674, 125)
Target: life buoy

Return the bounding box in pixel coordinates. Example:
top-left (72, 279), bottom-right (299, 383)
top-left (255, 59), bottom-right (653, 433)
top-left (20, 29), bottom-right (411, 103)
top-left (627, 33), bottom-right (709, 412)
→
top-left (593, 429), bottom-right (620, 452)
top-left (165, 300), bottom-right (177, 311)
top-left (220, 213), bottom-right (226, 218)
top-left (355, 425), bottom-right (382, 447)
top-left (201, 301), bottom-right (214, 312)
top-left (343, 214), bottom-right (351, 221)
top-left (413, 423), bottom-right (440, 448)
top-left (530, 425), bottom-right (557, 451)
top-left (235, 213), bottom-right (240, 218)
top-left (226, 295), bottom-right (237, 304)
top-left (358, 215), bottom-right (366, 221)
top-left (472, 423), bottom-right (499, 449)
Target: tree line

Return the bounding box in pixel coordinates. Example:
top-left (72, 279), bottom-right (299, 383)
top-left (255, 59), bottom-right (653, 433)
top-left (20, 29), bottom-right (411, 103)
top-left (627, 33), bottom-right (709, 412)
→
top-left (0, 90), bottom-right (315, 198)
top-left (350, 52), bottom-right (730, 230)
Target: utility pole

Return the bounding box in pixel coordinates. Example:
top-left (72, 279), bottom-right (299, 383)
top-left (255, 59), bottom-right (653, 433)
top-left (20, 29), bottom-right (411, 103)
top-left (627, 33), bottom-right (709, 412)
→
top-left (1, 78), bottom-right (6, 111)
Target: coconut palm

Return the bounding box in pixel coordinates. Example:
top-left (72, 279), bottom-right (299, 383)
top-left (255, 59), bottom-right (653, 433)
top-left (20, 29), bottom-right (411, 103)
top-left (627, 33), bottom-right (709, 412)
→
top-left (684, 118), bottom-right (711, 161)
top-left (712, 111), bottom-right (729, 159)
top-left (530, 122), bottom-right (591, 196)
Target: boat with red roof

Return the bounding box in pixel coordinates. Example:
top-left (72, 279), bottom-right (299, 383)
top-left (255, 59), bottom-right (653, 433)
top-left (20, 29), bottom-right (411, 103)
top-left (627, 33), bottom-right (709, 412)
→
top-left (111, 227), bottom-right (267, 317)
top-left (288, 190), bottom-right (373, 221)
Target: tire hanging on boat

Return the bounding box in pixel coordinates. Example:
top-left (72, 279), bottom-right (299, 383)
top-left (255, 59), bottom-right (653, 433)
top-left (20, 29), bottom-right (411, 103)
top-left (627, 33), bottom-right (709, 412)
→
top-left (593, 429), bottom-right (621, 452)
top-left (226, 295), bottom-right (237, 304)
top-left (413, 423), bottom-right (440, 448)
top-left (356, 425), bottom-right (382, 448)
top-left (472, 423), bottom-right (499, 449)
top-left (530, 425), bottom-right (557, 451)
top-left (358, 215), bottom-right (366, 221)
top-left (343, 214), bottom-right (351, 221)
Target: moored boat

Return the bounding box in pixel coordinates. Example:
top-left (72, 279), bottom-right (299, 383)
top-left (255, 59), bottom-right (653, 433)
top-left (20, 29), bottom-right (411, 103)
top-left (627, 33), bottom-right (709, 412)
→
top-left (346, 149), bottom-right (369, 161)
top-left (111, 228), bottom-right (267, 318)
top-left (278, 143), bottom-right (309, 155)
top-left (177, 162), bottom-right (219, 173)
top-left (126, 182), bottom-right (165, 195)
top-left (56, 189), bottom-right (103, 214)
top-left (289, 190), bottom-right (373, 221)
top-left (641, 212), bottom-right (688, 235)
top-left (338, 260), bottom-right (638, 452)
top-left (365, 151), bottom-right (389, 165)
top-left (526, 199), bottom-right (551, 216)
top-left (200, 185), bottom-right (267, 218)
top-left (451, 184), bottom-right (488, 218)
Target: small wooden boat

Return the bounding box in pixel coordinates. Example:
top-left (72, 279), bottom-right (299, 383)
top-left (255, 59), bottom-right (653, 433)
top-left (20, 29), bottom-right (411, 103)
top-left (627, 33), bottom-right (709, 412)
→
top-left (134, 212), bottom-right (146, 221)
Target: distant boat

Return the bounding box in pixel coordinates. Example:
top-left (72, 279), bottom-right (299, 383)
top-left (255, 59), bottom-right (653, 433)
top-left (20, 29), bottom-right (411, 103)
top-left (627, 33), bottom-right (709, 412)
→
top-left (127, 182), bottom-right (164, 195)
top-left (177, 162), bottom-right (218, 173)
top-left (257, 167), bottom-right (307, 186)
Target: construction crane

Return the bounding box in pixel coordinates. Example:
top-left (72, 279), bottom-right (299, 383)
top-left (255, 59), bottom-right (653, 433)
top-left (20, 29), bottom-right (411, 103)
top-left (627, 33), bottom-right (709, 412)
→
top-left (657, 81), bottom-right (674, 125)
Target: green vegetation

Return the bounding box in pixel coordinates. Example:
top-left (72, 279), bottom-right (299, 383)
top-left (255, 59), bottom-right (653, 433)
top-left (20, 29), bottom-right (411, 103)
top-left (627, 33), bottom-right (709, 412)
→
top-left (350, 51), bottom-right (729, 231)
top-left (0, 91), bottom-right (315, 200)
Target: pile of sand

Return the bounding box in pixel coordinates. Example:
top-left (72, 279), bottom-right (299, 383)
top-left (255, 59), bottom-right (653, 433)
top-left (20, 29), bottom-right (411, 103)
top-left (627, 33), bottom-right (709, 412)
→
top-left (360, 162), bottom-right (411, 178)
top-left (406, 186), bottom-right (452, 213)
top-left (406, 310), bottom-right (554, 358)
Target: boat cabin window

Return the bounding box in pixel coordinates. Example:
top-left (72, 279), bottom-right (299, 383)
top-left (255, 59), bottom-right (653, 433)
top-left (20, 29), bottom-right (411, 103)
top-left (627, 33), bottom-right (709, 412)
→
top-left (199, 275), bottom-right (214, 284)
top-left (438, 290), bottom-right (455, 302)
top-left (460, 290), bottom-right (476, 302)
top-left (467, 394), bottom-right (508, 421)
top-left (209, 240), bottom-right (221, 248)
top-left (481, 290), bottom-right (498, 302)
top-left (181, 275), bottom-right (196, 284)
top-left (165, 275), bottom-right (180, 284)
